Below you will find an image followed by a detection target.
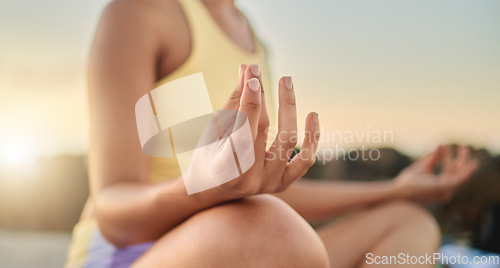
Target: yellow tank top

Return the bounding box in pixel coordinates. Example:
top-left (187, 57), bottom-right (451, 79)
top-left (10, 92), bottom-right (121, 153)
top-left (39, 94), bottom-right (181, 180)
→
top-left (148, 0), bottom-right (276, 183)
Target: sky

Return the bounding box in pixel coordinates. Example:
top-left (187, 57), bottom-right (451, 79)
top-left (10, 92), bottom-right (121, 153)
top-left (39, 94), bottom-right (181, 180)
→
top-left (0, 0), bottom-right (499, 168)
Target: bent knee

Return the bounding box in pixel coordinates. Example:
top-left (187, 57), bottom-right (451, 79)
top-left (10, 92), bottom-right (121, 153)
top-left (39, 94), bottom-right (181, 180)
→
top-left (188, 195), bottom-right (329, 267)
top-left (379, 200), bottom-right (441, 242)
top-left (380, 200), bottom-right (438, 226)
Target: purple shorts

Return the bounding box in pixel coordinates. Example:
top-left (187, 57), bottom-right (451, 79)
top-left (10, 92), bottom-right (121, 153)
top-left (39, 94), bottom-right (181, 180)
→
top-left (65, 221), bottom-right (155, 268)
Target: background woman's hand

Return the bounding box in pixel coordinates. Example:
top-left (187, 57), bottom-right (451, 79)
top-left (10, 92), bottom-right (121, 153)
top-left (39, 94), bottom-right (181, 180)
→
top-left (190, 64), bottom-right (320, 200)
top-left (395, 145), bottom-right (479, 202)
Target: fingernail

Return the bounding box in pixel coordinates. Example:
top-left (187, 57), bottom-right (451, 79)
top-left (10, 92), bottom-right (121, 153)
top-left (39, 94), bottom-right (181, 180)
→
top-left (239, 64), bottom-right (246, 76)
top-left (284, 76), bottom-right (293, 90)
top-left (312, 113), bottom-right (319, 124)
top-left (250, 64), bottom-right (260, 77)
top-left (248, 78), bottom-right (260, 92)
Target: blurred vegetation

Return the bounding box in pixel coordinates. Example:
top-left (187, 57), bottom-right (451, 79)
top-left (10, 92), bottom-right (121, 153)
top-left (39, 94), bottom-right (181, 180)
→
top-left (0, 147), bottom-right (498, 242)
top-left (0, 155), bottom-right (88, 231)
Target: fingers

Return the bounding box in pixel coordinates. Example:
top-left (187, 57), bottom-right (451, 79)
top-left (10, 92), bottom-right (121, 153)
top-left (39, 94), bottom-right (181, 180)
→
top-left (253, 70), bottom-right (270, 166)
top-left (283, 112), bottom-right (320, 184)
top-left (222, 64), bottom-right (247, 111)
top-left (220, 64), bottom-right (269, 169)
top-left (267, 76), bottom-right (298, 167)
top-left (441, 145), bottom-right (473, 175)
top-left (454, 146), bottom-right (470, 172)
top-left (236, 64), bottom-right (262, 141)
top-left (456, 159), bottom-right (479, 184)
top-left (439, 145), bottom-right (478, 189)
top-left (442, 145), bottom-right (454, 174)
top-left (413, 145), bottom-right (444, 173)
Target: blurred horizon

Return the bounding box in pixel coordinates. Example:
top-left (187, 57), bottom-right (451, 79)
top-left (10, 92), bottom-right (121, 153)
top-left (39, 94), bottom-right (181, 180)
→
top-left (1, 0), bottom-right (499, 172)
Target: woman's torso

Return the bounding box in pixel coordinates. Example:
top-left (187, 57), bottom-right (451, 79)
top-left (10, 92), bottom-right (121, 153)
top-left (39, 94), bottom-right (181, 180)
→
top-left (80, 0), bottom-right (275, 220)
top-left (148, 0), bottom-right (276, 182)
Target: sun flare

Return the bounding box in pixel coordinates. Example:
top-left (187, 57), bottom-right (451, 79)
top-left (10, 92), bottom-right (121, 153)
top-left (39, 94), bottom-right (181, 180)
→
top-left (0, 139), bottom-right (36, 168)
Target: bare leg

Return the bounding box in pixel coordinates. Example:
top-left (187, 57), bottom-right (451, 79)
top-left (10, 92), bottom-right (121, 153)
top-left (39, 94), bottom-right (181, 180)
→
top-left (132, 194), bottom-right (329, 268)
top-left (317, 200), bottom-right (440, 268)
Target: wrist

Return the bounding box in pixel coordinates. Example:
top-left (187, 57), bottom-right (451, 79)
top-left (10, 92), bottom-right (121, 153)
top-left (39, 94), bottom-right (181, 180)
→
top-left (172, 178), bottom-right (241, 206)
top-left (151, 178), bottom-right (227, 212)
top-left (391, 178), bottom-right (410, 199)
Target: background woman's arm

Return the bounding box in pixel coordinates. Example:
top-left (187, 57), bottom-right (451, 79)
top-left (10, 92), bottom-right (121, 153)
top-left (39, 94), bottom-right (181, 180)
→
top-left (274, 179), bottom-right (402, 222)
top-left (275, 146), bottom-right (477, 223)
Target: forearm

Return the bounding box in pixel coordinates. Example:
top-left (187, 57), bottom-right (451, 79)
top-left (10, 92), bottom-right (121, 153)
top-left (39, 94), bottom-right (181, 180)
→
top-left (94, 178), bottom-right (230, 247)
top-left (274, 178), bottom-right (404, 222)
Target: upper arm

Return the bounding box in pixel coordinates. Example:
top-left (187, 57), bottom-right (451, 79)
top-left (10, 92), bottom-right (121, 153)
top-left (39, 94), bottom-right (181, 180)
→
top-left (87, 0), bottom-right (161, 194)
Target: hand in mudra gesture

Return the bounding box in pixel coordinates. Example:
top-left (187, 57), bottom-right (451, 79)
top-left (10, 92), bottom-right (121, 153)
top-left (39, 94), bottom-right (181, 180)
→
top-left (395, 145), bottom-right (479, 202)
top-left (187, 64), bottom-right (319, 198)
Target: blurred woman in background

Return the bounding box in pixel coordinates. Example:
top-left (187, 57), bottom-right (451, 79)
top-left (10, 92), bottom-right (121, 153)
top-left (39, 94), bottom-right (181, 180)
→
top-left (65, 0), bottom-right (478, 267)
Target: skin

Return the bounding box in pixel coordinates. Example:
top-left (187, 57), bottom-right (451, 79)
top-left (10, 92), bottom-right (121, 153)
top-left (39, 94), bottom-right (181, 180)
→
top-left (83, 0), bottom-right (479, 267)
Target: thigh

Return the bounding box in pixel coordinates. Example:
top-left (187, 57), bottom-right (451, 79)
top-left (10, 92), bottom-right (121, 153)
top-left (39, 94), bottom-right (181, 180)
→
top-left (132, 194), bottom-right (329, 268)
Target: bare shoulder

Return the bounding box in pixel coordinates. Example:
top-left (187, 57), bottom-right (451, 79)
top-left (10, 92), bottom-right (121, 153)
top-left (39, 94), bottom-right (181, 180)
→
top-left (99, 0), bottom-right (186, 36)
top-left (97, 0), bottom-right (190, 76)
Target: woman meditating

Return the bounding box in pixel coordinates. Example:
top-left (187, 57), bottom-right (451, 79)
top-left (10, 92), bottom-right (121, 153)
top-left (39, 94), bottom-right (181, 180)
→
top-left (66, 0), bottom-right (478, 267)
